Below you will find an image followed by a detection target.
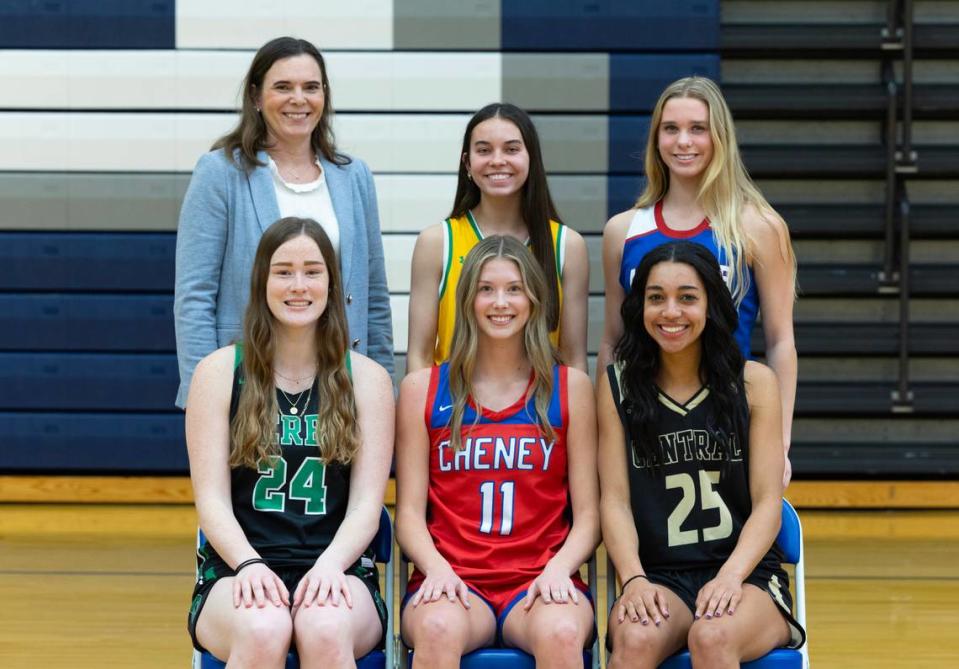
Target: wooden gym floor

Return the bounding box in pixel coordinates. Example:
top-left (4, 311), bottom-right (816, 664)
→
top-left (2, 503), bottom-right (958, 668)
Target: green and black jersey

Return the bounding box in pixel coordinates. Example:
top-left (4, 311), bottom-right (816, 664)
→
top-left (198, 346), bottom-right (353, 571)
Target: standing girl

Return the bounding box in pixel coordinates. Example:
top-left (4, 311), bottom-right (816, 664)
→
top-left (407, 103), bottom-right (589, 372)
top-left (599, 77), bottom-right (797, 485)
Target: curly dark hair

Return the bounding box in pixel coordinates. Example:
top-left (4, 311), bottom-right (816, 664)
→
top-left (614, 242), bottom-right (746, 472)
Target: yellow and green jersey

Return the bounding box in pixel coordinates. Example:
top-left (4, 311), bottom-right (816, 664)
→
top-left (433, 211), bottom-right (566, 365)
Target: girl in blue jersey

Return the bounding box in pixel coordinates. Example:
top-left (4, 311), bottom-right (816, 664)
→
top-left (599, 77), bottom-right (797, 487)
top-left (598, 242), bottom-right (804, 668)
top-left (185, 217), bottom-right (394, 668)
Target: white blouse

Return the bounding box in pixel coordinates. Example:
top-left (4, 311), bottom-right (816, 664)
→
top-left (268, 156), bottom-right (340, 254)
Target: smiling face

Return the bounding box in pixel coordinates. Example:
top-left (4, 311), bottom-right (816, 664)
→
top-left (266, 234), bottom-right (329, 329)
top-left (257, 54), bottom-right (325, 148)
top-left (657, 96), bottom-right (714, 182)
top-left (473, 257), bottom-right (532, 341)
top-left (464, 117), bottom-right (531, 201)
top-left (643, 260), bottom-right (707, 355)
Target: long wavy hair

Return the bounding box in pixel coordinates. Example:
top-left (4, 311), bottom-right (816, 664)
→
top-left (447, 236), bottom-right (559, 451)
top-left (230, 217), bottom-right (359, 468)
top-left (636, 76), bottom-right (795, 305)
top-left (213, 36), bottom-right (348, 169)
top-left (614, 242), bottom-right (746, 472)
top-left (449, 103), bottom-right (562, 331)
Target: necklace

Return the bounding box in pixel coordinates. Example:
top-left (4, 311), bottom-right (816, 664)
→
top-left (277, 381), bottom-right (313, 416)
top-left (274, 367), bottom-right (317, 385)
top-left (274, 157), bottom-right (319, 184)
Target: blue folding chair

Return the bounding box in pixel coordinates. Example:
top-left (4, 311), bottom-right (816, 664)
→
top-left (400, 553), bottom-right (600, 669)
top-left (192, 507), bottom-right (395, 669)
top-left (607, 499), bottom-right (809, 669)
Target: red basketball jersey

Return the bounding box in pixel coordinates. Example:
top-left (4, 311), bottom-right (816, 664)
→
top-left (408, 363), bottom-right (579, 609)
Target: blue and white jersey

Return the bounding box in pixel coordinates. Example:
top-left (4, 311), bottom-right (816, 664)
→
top-left (619, 201), bottom-right (760, 357)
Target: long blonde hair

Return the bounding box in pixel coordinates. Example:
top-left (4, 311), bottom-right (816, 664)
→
top-left (230, 217), bottom-right (360, 468)
top-left (636, 76), bottom-right (795, 305)
top-left (446, 236), bottom-right (559, 451)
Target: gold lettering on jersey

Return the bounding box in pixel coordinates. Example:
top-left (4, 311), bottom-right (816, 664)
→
top-left (438, 436), bottom-right (555, 472)
top-left (630, 429), bottom-right (742, 470)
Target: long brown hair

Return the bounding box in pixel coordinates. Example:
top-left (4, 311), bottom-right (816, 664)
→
top-left (636, 76), bottom-right (795, 305)
top-left (230, 217), bottom-right (359, 468)
top-left (213, 36), bottom-right (348, 169)
top-left (446, 236), bottom-right (559, 451)
top-left (449, 103), bottom-right (562, 331)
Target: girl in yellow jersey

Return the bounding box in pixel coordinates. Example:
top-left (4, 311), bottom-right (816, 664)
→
top-left (407, 103), bottom-right (589, 372)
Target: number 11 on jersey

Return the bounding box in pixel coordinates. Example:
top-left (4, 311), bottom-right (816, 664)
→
top-left (479, 481), bottom-right (515, 535)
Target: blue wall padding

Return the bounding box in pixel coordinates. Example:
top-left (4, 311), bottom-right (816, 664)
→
top-left (1, 413), bottom-right (186, 473)
top-left (0, 295), bottom-right (174, 351)
top-left (0, 0), bottom-right (174, 49)
top-left (502, 0), bottom-right (719, 50)
top-left (609, 54), bottom-right (720, 111)
top-left (608, 115), bottom-right (651, 174)
top-left (607, 175), bottom-right (646, 218)
top-left (0, 353), bottom-right (178, 410)
top-left (0, 233), bottom-right (174, 291)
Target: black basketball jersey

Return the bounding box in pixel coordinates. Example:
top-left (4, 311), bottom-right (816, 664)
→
top-left (200, 346), bottom-right (353, 568)
top-left (608, 363), bottom-right (774, 571)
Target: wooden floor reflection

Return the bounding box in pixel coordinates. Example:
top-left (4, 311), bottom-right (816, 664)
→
top-left (1, 505), bottom-right (957, 668)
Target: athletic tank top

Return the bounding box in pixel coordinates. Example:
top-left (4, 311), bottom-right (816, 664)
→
top-left (619, 201), bottom-right (759, 357)
top-left (199, 346), bottom-right (354, 568)
top-left (434, 212), bottom-right (566, 365)
top-left (417, 362), bottom-right (573, 591)
top-left (608, 362), bottom-right (775, 570)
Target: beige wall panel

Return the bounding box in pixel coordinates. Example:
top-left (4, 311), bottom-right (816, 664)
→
top-left (0, 51), bottom-right (500, 111)
top-left (176, 0), bottom-right (394, 50)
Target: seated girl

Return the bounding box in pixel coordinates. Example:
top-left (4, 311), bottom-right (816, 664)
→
top-left (397, 235), bottom-right (599, 668)
top-left (598, 241), bottom-right (805, 668)
top-left (186, 217), bottom-right (394, 668)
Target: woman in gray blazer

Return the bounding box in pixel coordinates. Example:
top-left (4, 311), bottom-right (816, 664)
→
top-left (175, 36), bottom-right (393, 408)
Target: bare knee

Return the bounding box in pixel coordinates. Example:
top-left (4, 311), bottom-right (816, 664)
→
top-left (530, 615), bottom-right (587, 657)
top-left (688, 620), bottom-right (735, 662)
top-left (231, 609), bottom-right (292, 662)
top-left (409, 607), bottom-right (469, 651)
top-left (294, 609), bottom-right (352, 663)
top-left (609, 623), bottom-right (660, 669)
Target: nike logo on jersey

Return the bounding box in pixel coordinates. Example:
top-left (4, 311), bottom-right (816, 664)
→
top-left (438, 404), bottom-right (453, 412)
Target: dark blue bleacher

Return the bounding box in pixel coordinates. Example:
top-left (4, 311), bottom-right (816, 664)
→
top-left (608, 116), bottom-right (652, 175)
top-left (609, 54), bottom-right (720, 111)
top-left (502, 0), bottom-right (719, 51)
top-left (0, 295), bottom-right (174, 351)
top-left (0, 233), bottom-right (174, 292)
top-left (0, 353), bottom-right (178, 411)
top-left (0, 0), bottom-right (174, 49)
top-left (0, 412), bottom-right (186, 473)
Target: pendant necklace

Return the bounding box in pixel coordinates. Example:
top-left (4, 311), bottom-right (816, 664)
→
top-left (278, 381), bottom-right (313, 416)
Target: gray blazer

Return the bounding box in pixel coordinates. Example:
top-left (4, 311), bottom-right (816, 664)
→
top-left (173, 148), bottom-right (394, 407)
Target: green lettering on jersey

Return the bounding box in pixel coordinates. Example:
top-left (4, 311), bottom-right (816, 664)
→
top-left (252, 456), bottom-right (328, 515)
top-left (280, 415), bottom-right (303, 446)
top-left (288, 457), bottom-right (328, 514)
top-left (253, 457), bottom-right (287, 512)
top-left (303, 414), bottom-right (318, 446)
